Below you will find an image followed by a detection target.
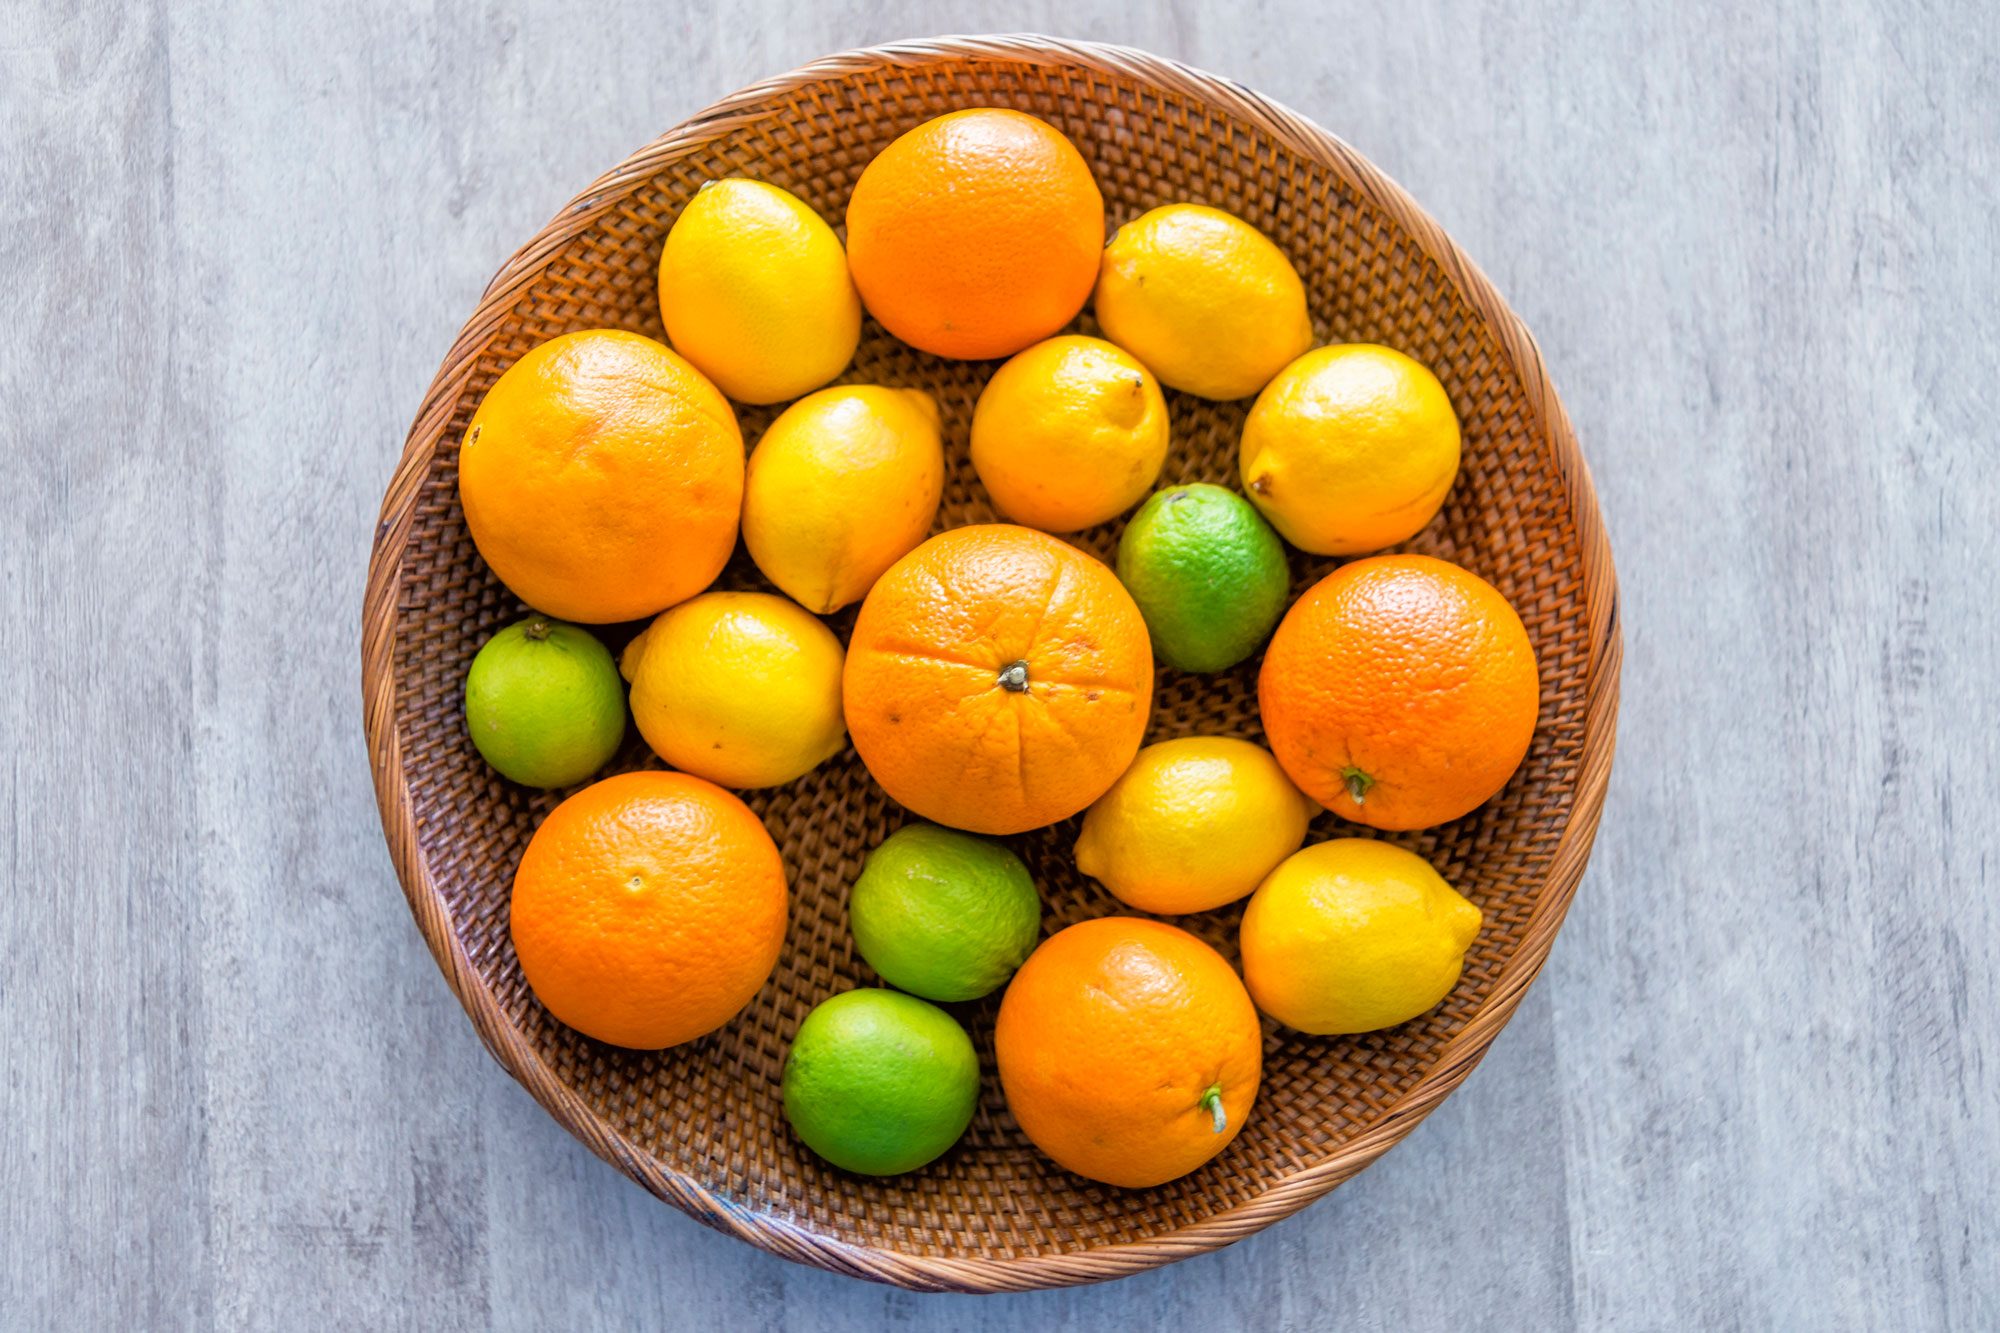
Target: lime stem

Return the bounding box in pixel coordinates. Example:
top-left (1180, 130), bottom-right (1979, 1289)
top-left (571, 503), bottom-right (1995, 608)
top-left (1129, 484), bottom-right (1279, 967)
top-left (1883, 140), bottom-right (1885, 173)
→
top-left (1200, 1085), bottom-right (1227, 1135)
top-left (522, 618), bottom-right (552, 642)
top-left (1341, 766), bottom-right (1374, 806)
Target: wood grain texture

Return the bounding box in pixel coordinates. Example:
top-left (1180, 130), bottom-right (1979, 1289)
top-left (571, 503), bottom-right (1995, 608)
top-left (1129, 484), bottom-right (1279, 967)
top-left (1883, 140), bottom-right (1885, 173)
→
top-left (2, 0), bottom-right (1993, 1327)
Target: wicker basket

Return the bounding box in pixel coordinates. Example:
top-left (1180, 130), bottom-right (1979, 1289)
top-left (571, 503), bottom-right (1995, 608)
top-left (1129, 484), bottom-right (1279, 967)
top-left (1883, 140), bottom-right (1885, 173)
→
top-left (361, 35), bottom-right (1620, 1292)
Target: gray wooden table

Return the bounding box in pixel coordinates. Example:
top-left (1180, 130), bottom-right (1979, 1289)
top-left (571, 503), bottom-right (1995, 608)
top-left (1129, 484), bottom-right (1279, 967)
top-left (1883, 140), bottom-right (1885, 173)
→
top-left (5, 2), bottom-right (1995, 1327)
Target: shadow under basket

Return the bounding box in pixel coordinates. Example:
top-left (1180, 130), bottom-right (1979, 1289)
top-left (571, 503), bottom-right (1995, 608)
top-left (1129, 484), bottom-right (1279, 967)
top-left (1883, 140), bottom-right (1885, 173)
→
top-left (361, 34), bottom-right (1622, 1293)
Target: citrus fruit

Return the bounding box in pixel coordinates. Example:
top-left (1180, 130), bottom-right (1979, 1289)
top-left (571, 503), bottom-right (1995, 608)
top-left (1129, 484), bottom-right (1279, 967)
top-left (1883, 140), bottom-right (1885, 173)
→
top-left (1240, 838), bottom-right (1482, 1034)
top-left (995, 918), bottom-right (1262, 1188)
top-left (782, 988), bottom-right (980, 1176)
top-left (1115, 483), bottom-right (1291, 672)
top-left (845, 109), bottom-right (1103, 360)
top-left (1074, 738), bottom-right (1317, 915)
top-left (462, 616), bottom-right (625, 788)
top-left (509, 771), bottom-right (787, 1049)
top-left (742, 386), bottom-right (944, 612)
top-left (969, 335), bottom-right (1169, 533)
top-left (849, 823), bottom-right (1041, 1002)
top-left (457, 329), bottom-right (741, 623)
top-left (657, 178), bottom-right (862, 405)
top-left (621, 591), bottom-right (846, 789)
top-left (843, 525), bottom-right (1154, 835)
top-left (1240, 344), bottom-right (1461, 554)
top-left (1259, 555), bottom-right (1539, 830)
top-left (1093, 204), bottom-right (1312, 400)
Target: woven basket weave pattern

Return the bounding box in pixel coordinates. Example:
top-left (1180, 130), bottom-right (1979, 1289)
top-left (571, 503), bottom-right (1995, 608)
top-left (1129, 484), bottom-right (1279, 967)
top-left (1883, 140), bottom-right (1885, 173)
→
top-left (363, 36), bottom-right (1619, 1292)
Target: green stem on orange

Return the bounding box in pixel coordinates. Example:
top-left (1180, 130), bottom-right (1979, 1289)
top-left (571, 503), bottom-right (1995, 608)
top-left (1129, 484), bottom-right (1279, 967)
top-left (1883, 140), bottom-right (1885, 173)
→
top-left (1341, 765), bottom-right (1375, 806)
top-left (1200, 1084), bottom-right (1227, 1135)
top-left (998, 660), bottom-right (1030, 693)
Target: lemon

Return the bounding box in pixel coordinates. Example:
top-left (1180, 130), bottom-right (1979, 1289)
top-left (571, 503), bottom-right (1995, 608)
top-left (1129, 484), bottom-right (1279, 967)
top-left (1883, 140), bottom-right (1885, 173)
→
top-left (969, 335), bottom-right (1170, 533)
top-left (742, 386), bottom-right (943, 613)
top-left (658, 178), bottom-right (861, 405)
top-left (1240, 839), bottom-right (1482, 1034)
top-left (1074, 737), bottom-right (1317, 915)
top-left (1093, 204), bottom-right (1313, 401)
top-left (1239, 344), bottom-right (1461, 555)
top-left (620, 591), bottom-right (845, 788)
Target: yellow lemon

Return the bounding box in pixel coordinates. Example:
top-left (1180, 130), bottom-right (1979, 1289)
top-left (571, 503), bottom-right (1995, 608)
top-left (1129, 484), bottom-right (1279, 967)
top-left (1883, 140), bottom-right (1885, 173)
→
top-left (1239, 344), bottom-right (1461, 555)
top-left (620, 591), bottom-right (845, 788)
top-left (1240, 839), bottom-right (1482, 1034)
top-left (1093, 204), bottom-right (1313, 401)
top-left (658, 179), bottom-right (861, 405)
top-left (742, 386), bottom-right (943, 613)
top-left (1074, 737), bottom-right (1317, 915)
top-left (969, 335), bottom-right (1169, 533)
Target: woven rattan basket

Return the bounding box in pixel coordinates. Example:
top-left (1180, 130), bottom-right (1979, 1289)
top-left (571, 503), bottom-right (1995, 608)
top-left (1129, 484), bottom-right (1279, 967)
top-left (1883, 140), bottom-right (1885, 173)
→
top-left (362, 35), bottom-right (1620, 1292)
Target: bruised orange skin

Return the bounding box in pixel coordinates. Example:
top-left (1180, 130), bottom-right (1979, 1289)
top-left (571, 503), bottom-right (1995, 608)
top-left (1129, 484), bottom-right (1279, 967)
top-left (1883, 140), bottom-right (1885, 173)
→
top-left (458, 329), bottom-right (743, 624)
top-left (509, 771), bottom-right (787, 1049)
top-left (1258, 554), bottom-right (1540, 831)
top-left (843, 525), bottom-right (1153, 835)
top-left (845, 109), bottom-right (1104, 360)
top-left (996, 918), bottom-right (1263, 1188)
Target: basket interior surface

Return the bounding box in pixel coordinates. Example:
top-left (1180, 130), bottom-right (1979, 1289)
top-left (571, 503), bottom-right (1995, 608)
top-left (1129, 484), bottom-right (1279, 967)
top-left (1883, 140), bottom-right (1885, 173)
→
top-left (372, 42), bottom-right (1608, 1285)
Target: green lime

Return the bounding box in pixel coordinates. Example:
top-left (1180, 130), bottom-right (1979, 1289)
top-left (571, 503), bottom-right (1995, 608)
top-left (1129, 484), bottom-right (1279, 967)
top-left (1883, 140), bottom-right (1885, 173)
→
top-left (463, 616), bottom-right (626, 788)
top-left (849, 824), bottom-right (1041, 1002)
top-left (1116, 483), bottom-right (1291, 672)
top-left (781, 989), bottom-right (980, 1176)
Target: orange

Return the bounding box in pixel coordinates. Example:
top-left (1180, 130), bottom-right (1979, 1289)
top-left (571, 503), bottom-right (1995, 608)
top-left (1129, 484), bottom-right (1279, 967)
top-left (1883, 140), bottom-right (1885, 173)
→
top-left (458, 329), bottom-right (742, 624)
top-left (1258, 555), bottom-right (1540, 831)
top-left (509, 771), bottom-right (788, 1049)
top-left (843, 525), bottom-right (1153, 835)
top-left (995, 918), bottom-right (1263, 1188)
top-left (845, 109), bottom-right (1103, 360)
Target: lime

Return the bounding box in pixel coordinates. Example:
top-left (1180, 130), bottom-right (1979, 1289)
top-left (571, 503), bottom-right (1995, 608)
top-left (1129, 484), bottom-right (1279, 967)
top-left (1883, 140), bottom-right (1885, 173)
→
top-left (781, 989), bottom-right (980, 1176)
top-left (463, 617), bottom-right (625, 788)
top-left (1115, 484), bottom-right (1290, 672)
top-left (849, 824), bottom-right (1041, 1002)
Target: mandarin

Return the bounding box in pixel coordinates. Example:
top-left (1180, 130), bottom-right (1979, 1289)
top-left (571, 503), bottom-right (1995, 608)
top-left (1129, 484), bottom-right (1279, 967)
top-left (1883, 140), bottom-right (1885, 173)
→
top-left (845, 109), bottom-right (1103, 360)
top-left (1258, 555), bottom-right (1540, 831)
top-left (995, 918), bottom-right (1263, 1188)
top-left (509, 771), bottom-right (787, 1049)
top-left (970, 335), bottom-right (1169, 533)
top-left (842, 525), bottom-right (1153, 835)
top-left (458, 329), bottom-right (742, 624)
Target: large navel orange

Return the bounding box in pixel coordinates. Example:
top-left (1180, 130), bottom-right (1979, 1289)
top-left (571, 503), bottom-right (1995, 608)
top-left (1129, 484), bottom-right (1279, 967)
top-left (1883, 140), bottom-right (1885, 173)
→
top-left (1259, 554), bottom-right (1540, 831)
top-left (995, 917), bottom-right (1263, 1188)
top-left (458, 329), bottom-right (743, 624)
top-left (843, 525), bottom-right (1153, 835)
top-left (509, 771), bottom-right (788, 1049)
top-left (845, 109), bottom-right (1104, 360)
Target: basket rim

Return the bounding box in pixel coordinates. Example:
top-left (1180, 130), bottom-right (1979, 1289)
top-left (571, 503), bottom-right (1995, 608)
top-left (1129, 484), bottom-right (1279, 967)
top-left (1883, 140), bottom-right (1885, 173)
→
top-left (360, 32), bottom-right (1623, 1294)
